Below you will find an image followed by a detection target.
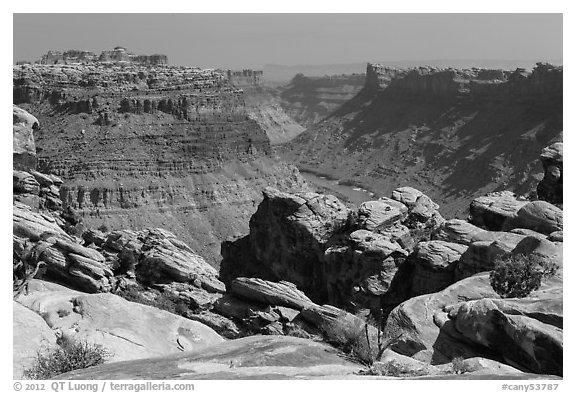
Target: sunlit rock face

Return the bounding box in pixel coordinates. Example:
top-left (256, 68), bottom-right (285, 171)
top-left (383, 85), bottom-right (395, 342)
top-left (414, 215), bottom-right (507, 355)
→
top-left (14, 63), bottom-right (309, 264)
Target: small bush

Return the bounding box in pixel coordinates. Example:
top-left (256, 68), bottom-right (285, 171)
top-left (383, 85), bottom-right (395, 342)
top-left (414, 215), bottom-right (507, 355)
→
top-left (451, 356), bottom-right (467, 374)
top-left (116, 286), bottom-right (190, 317)
top-left (23, 340), bottom-right (110, 379)
top-left (322, 313), bottom-right (400, 367)
top-left (490, 254), bottom-right (559, 298)
top-left (363, 361), bottom-right (427, 377)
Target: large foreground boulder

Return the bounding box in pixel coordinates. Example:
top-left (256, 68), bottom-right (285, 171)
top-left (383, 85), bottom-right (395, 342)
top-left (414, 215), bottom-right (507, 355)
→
top-left (447, 298), bottom-right (562, 376)
top-left (537, 142), bottom-right (562, 206)
top-left (13, 301), bottom-right (58, 379)
top-left (383, 271), bottom-right (563, 375)
top-left (54, 335), bottom-right (364, 380)
top-left (16, 280), bottom-right (224, 363)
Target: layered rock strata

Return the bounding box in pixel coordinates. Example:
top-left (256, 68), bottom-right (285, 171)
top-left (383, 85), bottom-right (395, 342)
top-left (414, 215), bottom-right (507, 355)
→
top-left (281, 63), bottom-right (562, 218)
top-left (13, 64), bottom-right (308, 263)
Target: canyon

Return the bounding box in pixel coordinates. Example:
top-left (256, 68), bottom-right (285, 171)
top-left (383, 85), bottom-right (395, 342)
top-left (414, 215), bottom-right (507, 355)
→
top-left (13, 57), bottom-right (563, 380)
top-left (13, 63), bottom-right (308, 264)
top-left (279, 63), bottom-right (563, 218)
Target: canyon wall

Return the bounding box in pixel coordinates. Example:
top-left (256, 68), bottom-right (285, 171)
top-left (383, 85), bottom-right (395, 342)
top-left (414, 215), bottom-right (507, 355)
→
top-left (280, 63), bottom-right (562, 217)
top-left (278, 73), bottom-right (366, 128)
top-left (14, 63), bottom-right (308, 264)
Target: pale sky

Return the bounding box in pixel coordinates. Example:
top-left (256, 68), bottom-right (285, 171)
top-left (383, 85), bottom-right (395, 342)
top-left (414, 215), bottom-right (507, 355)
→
top-left (13, 13), bottom-right (562, 69)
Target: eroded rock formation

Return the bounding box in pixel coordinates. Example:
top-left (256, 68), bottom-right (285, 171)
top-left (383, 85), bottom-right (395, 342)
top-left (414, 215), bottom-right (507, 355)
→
top-left (280, 63), bottom-right (562, 218)
top-left (14, 64), bottom-right (309, 263)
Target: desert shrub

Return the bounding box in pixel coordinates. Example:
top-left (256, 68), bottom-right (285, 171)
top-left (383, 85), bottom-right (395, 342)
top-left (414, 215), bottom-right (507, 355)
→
top-left (284, 323), bottom-right (314, 339)
top-left (451, 356), bottom-right (467, 374)
top-left (366, 360), bottom-right (428, 377)
top-left (116, 286), bottom-right (190, 317)
top-left (23, 340), bottom-right (110, 379)
top-left (490, 253), bottom-right (559, 298)
top-left (323, 313), bottom-right (400, 367)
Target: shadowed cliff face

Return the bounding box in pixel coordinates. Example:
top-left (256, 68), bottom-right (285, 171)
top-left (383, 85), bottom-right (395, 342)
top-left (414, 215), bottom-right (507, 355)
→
top-left (14, 64), bottom-right (309, 265)
top-left (280, 63), bottom-right (562, 218)
top-left (278, 73), bottom-right (366, 128)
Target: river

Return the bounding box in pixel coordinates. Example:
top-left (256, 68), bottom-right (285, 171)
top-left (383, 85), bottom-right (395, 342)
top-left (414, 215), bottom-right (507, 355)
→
top-left (300, 171), bottom-right (376, 206)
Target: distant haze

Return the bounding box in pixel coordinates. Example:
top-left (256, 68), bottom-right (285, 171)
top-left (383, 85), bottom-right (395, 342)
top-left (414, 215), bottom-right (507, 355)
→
top-left (14, 13), bottom-right (562, 71)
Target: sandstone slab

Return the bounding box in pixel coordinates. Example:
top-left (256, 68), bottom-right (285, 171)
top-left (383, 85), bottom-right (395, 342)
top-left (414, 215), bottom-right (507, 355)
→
top-left (230, 277), bottom-right (313, 310)
top-left (13, 301), bottom-right (58, 379)
top-left (55, 335), bottom-right (364, 380)
top-left (16, 281), bottom-right (224, 362)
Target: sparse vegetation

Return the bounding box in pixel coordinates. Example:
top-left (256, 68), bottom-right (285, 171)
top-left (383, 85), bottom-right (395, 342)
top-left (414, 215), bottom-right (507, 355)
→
top-left (323, 312), bottom-right (401, 367)
top-left (490, 253), bottom-right (559, 298)
top-left (116, 286), bottom-right (190, 317)
top-left (23, 340), bottom-right (110, 379)
top-left (451, 356), bottom-right (467, 374)
top-left (364, 360), bottom-right (428, 377)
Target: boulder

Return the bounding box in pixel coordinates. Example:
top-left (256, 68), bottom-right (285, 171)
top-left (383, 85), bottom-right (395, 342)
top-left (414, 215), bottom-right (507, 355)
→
top-left (324, 230), bottom-right (408, 312)
top-left (537, 142), bottom-right (562, 205)
top-left (13, 170), bottom-right (40, 195)
top-left (13, 105), bottom-right (38, 170)
top-left (391, 187), bottom-right (423, 207)
top-left (504, 201), bottom-right (563, 235)
top-left (230, 278), bottom-right (314, 310)
top-left (300, 304), bottom-right (379, 344)
top-left (447, 298), bottom-right (562, 376)
top-left (213, 294), bottom-right (269, 321)
top-left (357, 200), bottom-right (404, 231)
top-left (13, 301), bottom-right (58, 379)
top-left (510, 228), bottom-right (548, 240)
top-left (548, 231), bottom-right (563, 242)
top-left (378, 222), bottom-right (414, 250)
top-left (16, 281), bottom-right (224, 362)
top-left (221, 187), bottom-right (350, 303)
top-left (384, 270), bottom-right (562, 372)
top-left (391, 188), bottom-right (444, 242)
top-left (13, 203), bottom-right (115, 293)
top-left (455, 232), bottom-right (527, 281)
top-left (469, 191), bottom-right (528, 231)
top-left (433, 219), bottom-right (486, 245)
top-left (384, 273), bottom-right (500, 364)
top-left (13, 201), bottom-right (70, 240)
top-left (136, 228), bottom-right (225, 293)
top-left (54, 335), bottom-right (364, 380)
top-left (408, 241), bottom-right (468, 296)
top-left (187, 311), bottom-right (241, 339)
top-left (377, 196), bottom-right (409, 214)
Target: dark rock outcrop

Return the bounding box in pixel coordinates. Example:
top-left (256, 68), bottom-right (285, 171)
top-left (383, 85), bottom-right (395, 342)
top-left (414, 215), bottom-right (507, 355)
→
top-left (537, 142), bottom-right (562, 206)
top-left (221, 187), bottom-right (350, 304)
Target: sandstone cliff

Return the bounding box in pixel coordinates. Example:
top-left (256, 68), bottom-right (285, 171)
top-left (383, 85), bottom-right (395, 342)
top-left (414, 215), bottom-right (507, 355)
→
top-left (278, 73), bottom-right (366, 128)
top-left (280, 63), bottom-right (562, 217)
top-left (14, 64), bottom-right (309, 264)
